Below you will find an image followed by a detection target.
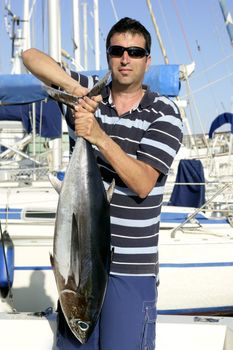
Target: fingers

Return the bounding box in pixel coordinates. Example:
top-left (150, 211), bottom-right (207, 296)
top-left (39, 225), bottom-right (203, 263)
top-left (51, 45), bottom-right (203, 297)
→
top-left (74, 110), bottom-right (99, 144)
top-left (73, 105), bottom-right (94, 137)
top-left (75, 94), bottom-right (102, 113)
top-left (90, 95), bottom-right (102, 103)
top-left (74, 116), bottom-right (89, 136)
top-left (73, 94), bottom-right (102, 140)
top-left (71, 85), bottom-right (89, 97)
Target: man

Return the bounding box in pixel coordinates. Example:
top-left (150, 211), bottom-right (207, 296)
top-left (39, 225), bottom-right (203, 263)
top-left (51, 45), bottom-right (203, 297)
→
top-left (23, 17), bottom-right (183, 350)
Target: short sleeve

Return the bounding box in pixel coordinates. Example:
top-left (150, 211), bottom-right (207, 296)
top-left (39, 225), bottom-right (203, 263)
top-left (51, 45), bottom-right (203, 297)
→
top-left (137, 98), bottom-right (183, 175)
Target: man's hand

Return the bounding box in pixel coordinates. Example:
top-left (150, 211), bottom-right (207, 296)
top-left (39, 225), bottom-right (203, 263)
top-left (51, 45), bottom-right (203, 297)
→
top-left (68, 84), bottom-right (88, 97)
top-left (74, 95), bottom-right (105, 146)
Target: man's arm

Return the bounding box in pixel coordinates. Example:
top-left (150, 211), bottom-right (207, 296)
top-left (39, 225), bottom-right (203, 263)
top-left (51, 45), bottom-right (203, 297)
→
top-left (22, 48), bottom-right (88, 96)
top-left (75, 97), bottom-right (160, 199)
top-left (98, 134), bottom-right (159, 199)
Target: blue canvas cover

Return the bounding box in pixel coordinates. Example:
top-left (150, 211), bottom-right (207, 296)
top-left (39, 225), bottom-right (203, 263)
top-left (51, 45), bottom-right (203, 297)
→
top-left (208, 112), bottom-right (233, 139)
top-left (0, 64), bottom-right (180, 138)
top-left (0, 74), bottom-right (47, 105)
top-left (168, 159), bottom-right (206, 208)
top-left (0, 100), bottom-right (62, 138)
top-left (85, 64), bottom-right (180, 97)
top-left (144, 64), bottom-right (180, 96)
top-left (0, 65), bottom-right (180, 106)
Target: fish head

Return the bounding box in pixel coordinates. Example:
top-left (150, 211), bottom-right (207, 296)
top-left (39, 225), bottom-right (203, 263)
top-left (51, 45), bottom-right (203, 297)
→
top-left (60, 290), bottom-right (95, 344)
top-left (57, 279), bottom-right (96, 344)
top-left (69, 317), bottom-right (92, 344)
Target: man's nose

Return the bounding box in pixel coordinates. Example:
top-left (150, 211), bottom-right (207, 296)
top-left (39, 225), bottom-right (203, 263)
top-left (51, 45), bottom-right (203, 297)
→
top-left (120, 50), bottom-right (130, 63)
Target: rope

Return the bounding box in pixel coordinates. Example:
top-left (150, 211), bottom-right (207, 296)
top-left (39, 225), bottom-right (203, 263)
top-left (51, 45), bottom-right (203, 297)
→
top-left (181, 71), bottom-right (233, 97)
top-left (183, 77), bottom-right (210, 147)
top-left (158, 0), bottom-right (179, 62)
top-left (172, 0), bottom-right (194, 62)
top-left (110, 0), bottom-right (119, 22)
top-left (28, 0), bottom-right (37, 20)
top-left (192, 53), bottom-right (233, 80)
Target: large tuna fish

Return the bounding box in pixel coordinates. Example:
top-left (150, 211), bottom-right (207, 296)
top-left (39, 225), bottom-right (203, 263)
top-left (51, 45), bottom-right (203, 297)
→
top-left (49, 72), bottom-right (114, 344)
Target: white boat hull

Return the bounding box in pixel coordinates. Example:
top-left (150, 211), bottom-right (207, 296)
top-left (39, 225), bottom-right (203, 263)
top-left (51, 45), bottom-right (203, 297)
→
top-left (1, 223), bottom-right (233, 316)
top-left (0, 313), bottom-right (232, 350)
top-left (1, 187), bottom-right (233, 315)
top-left (159, 233), bottom-right (233, 314)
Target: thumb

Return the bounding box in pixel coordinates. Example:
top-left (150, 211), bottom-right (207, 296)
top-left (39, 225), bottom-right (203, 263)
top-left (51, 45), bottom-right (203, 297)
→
top-left (91, 94), bottom-right (103, 103)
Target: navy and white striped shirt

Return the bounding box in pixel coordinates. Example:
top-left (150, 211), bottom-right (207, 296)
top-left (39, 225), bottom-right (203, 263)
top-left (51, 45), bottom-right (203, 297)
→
top-left (65, 72), bottom-right (183, 278)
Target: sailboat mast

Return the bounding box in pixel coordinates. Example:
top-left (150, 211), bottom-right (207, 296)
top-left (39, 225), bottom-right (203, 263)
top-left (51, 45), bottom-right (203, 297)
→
top-left (73, 0), bottom-right (81, 66)
top-left (83, 1), bottom-right (88, 70)
top-left (219, 0), bottom-right (233, 46)
top-left (23, 0), bottom-right (31, 52)
top-left (22, 0), bottom-right (37, 160)
top-left (146, 0), bottom-right (197, 151)
top-left (48, 0), bottom-right (61, 62)
top-left (146, 0), bottom-right (169, 64)
top-left (4, 3), bottom-right (24, 74)
top-left (48, 0), bottom-right (62, 172)
top-left (93, 0), bottom-right (100, 70)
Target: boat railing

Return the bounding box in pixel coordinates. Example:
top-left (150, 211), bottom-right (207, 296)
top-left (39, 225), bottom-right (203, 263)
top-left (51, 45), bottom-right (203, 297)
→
top-left (0, 134), bottom-right (69, 183)
top-left (170, 183), bottom-right (233, 238)
top-left (0, 164), bottom-right (50, 183)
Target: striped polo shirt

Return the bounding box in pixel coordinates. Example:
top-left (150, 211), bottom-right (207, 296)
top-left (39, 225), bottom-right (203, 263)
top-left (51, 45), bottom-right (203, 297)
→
top-left (64, 72), bottom-right (183, 278)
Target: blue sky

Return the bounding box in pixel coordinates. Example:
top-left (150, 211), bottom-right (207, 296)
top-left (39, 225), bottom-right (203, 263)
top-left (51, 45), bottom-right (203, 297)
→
top-left (1, 0), bottom-right (233, 135)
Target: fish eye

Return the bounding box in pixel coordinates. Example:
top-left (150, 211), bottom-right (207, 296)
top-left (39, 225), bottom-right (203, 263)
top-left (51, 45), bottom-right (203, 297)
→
top-left (77, 320), bottom-right (89, 331)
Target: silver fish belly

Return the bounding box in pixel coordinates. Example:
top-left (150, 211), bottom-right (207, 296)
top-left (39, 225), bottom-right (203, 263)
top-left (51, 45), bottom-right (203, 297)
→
top-left (52, 137), bottom-right (111, 344)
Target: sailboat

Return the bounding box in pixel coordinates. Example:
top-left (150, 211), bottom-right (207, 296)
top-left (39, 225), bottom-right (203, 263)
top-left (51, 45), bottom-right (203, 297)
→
top-left (0, 0), bottom-right (233, 349)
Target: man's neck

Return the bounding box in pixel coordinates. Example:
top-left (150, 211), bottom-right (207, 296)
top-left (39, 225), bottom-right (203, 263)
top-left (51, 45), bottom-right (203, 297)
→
top-left (111, 86), bottom-right (145, 116)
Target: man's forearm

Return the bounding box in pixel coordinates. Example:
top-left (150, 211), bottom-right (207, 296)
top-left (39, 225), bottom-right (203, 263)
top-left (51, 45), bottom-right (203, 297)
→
top-left (98, 133), bottom-right (159, 198)
top-left (22, 48), bottom-right (86, 95)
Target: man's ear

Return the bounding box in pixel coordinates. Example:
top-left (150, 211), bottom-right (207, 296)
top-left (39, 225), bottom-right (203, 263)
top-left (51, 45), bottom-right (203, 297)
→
top-left (145, 55), bottom-right (151, 72)
top-left (107, 55), bottom-right (112, 70)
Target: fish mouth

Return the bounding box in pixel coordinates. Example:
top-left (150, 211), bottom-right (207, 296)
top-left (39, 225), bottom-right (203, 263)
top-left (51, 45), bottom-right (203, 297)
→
top-left (69, 319), bottom-right (91, 344)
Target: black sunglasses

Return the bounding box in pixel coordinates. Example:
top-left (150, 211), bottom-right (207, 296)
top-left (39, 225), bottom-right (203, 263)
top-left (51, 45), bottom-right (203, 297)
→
top-left (107, 45), bottom-right (149, 58)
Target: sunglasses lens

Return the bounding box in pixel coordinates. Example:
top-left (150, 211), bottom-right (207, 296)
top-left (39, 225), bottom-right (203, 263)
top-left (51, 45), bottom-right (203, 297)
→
top-left (108, 46), bottom-right (124, 57)
top-left (127, 47), bottom-right (147, 58)
top-left (107, 46), bottom-right (148, 58)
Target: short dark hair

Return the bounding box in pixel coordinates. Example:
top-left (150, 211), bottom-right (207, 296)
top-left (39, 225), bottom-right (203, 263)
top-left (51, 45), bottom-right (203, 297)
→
top-left (106, 17), bottom-right (151, 54)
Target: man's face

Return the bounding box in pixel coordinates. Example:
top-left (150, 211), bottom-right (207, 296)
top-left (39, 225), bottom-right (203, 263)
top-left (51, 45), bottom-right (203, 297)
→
top-left (107, 32), bottom-right (151, 90)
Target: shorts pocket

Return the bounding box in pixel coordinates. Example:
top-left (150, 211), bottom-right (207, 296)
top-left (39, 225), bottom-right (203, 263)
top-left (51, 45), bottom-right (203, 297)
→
top-left (141, 300), bottom-right (157, 350)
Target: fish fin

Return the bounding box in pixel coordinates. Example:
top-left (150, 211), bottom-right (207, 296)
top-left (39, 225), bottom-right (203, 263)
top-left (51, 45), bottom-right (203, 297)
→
top-left (70, 214), bottom-right (80, 287)
top-left (106, 179), bottom-right (115, 203)
top-left (50, 253), bottom-right (54, 267)
top-left (48, 173), bottom-right (63, 194)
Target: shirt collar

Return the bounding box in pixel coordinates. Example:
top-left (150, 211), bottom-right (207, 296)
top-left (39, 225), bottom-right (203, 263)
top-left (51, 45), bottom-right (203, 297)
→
top-left (102, 83), bottom-right (159, 109)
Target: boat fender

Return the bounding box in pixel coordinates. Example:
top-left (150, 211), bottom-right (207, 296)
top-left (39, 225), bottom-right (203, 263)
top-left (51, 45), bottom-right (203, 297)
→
top-left (0, 230), bottom-right (14, 298)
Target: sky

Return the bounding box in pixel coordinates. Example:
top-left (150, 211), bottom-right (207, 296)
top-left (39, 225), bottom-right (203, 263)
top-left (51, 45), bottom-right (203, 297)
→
top-left (0, 0), bottom-right (233, 135)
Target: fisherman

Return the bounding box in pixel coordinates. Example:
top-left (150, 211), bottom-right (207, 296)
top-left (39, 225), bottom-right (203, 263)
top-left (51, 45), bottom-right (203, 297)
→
top-left (22, 17), bottom-right (183, 350)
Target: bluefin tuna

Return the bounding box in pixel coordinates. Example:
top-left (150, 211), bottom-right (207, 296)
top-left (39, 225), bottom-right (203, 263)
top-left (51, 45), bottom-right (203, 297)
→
top-left (49, 72), bottom-right (114, 344)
